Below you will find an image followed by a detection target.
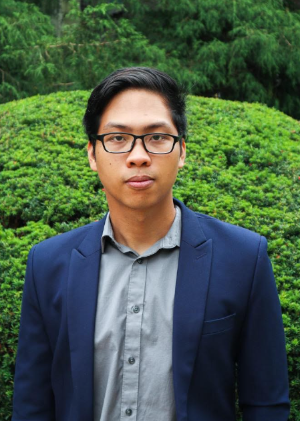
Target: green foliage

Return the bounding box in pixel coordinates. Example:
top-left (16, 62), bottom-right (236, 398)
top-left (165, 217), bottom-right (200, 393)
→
top-left (54, 0), bottom-right (178, 89)
top-left (126, 0), bottom-right (300, 119)
top-left (0, 0), bottom-right (178, 102)
top-left (2, 0), bottom-right (300, 119)
top-left (0, 92), bottom-right (300, 419)
top-left (0, 0), bottom-right (56, 102)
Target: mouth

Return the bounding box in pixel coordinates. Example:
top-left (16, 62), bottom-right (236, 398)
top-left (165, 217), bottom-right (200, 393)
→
top-left (125, 175), bottom-right (154, 189)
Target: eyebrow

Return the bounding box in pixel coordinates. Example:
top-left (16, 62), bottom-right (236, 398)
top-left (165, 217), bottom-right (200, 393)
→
top-left (102, 121), bottom-right (174, 132)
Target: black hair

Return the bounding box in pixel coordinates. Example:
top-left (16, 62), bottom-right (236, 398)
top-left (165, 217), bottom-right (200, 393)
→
top-left (83, 67), bottom-right (187, 153)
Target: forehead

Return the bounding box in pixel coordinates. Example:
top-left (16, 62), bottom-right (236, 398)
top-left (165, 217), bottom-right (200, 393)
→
top-left (99, 88), bottom-right (176, 133)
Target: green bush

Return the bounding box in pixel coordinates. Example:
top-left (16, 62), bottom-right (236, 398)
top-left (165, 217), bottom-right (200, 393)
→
top-left (0, 91), bottom-right (299, 420)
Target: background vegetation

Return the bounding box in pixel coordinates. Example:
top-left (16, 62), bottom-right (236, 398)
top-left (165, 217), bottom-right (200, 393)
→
top-left (1, 0), bottom-right (300, 118)
top-left (0, 91), bottom-right (300, 419)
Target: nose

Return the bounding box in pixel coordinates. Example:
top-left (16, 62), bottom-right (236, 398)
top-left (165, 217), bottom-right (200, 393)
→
top-left (126, 138), bottom-right (151, 167)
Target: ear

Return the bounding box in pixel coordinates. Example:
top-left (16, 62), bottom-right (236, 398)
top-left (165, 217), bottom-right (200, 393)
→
top-left (87, 141), bottom-right (97, 172)
top-left (178, 139), bottom-right (186, 169)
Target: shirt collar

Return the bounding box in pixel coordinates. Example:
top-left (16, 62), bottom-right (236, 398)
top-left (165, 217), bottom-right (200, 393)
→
top-left (101, 206), bottom-right (181, 256)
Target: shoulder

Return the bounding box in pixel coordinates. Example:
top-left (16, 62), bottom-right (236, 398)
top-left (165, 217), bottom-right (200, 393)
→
top-left (175, 198), bottom-right (265, 255)
top-left (194, 211), bottom-right (267, 259)
top-left (35, 220), bottom-right (98, 249)
top-left (30, 218), bottom-right (105, 268)
top-left (195, 211), bottom-right (261, 242)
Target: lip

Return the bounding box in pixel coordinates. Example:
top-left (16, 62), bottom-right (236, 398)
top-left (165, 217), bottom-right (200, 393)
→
top-left (125, 175), bottom-right (154, 189)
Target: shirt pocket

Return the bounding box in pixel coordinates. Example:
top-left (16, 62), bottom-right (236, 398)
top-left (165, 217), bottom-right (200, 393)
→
top-left (202, 313), bottom-right (236, 336)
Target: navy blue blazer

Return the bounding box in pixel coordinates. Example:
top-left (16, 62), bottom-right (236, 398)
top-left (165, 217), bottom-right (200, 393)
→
top-left (12, 199), bottom-right (290, 421)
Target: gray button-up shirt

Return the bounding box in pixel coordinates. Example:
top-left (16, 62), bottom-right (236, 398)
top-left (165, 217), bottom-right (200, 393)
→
top-left (94, 206), bottom-right (181, 421)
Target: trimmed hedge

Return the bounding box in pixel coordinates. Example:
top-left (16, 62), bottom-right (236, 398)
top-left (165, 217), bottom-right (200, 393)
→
top-left (0, 91), bottom-right (299, 420)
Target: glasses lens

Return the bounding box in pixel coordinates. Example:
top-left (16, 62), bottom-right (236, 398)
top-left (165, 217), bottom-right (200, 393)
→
top-left (144, 134), bottom-right (175, 153)
top-left (103, 133), bottom-right (134, 152)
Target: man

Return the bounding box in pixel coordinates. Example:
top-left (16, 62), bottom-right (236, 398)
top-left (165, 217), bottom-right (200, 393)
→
top-left (12, 67), bottom-right (290, 421)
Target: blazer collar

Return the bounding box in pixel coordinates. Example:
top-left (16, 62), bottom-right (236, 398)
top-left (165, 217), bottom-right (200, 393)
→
top-left (67, 216), bottom-right (106, 418)
top-left (172, 199), bottom-right (212, 421)
top-left (75, 198), bottom-right (206, 256)
top-left (173, 198), bottom-right (207, 247)
top-left (76, 215), bottom-right (107, 257)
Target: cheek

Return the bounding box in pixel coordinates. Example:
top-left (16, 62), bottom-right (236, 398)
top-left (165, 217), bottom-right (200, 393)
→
top-left (157, 163), bottom-right (179, 188)
top-left (166, 158), bottom-right (180, 176)
top-left (97, 157), bottom-right (119, 181)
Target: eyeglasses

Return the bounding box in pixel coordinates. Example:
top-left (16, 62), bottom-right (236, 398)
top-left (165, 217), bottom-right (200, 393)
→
top-left (91, 132), bottom-right (182, 154)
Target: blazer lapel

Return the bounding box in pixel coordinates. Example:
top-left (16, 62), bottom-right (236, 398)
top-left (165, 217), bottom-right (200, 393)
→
top-left (173, 200), bottom-right (212, 421)
top-left (66, 201), bottom-right (211, 420)
top-left (67, 217), bottom-right (106, 419)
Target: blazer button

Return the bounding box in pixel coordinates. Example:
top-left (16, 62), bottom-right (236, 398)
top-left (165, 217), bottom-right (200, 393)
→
top-left (125, 408), bottom-right (132, 416)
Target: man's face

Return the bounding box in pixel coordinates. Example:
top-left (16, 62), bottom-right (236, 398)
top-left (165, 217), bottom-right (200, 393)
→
top-left (87, 88), bottom-right (186, 212)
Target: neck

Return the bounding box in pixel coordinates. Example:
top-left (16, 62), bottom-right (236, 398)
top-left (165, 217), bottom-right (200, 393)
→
top-left (107, 196), bottom-right (176, 255)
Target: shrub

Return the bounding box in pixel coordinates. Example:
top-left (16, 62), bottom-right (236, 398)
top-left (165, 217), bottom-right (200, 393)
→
top-left (0, 91), bottom-right (299, 419)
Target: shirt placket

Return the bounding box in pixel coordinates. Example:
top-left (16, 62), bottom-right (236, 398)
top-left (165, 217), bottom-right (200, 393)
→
top-left (120, 257), bottom-right (147, 420)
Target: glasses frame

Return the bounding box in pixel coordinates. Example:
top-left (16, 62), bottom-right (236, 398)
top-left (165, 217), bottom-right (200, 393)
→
top-left (92, 132), bottom-right (182, 154)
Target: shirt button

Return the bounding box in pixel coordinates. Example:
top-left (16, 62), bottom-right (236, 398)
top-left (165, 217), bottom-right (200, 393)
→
top-left (132, 305), bottom-right (140, 313)
top-left (137, 258), bottom-right (143, 264)
top-left (128, 357), bottom-right (135, 364)
top-left (125, 408), bottom-right (132, 416)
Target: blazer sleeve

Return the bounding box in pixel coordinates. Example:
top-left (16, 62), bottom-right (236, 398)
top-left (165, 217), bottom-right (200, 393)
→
top-left (237, 236), bottom-right (290, 421)
top-left (12, 246), bottom-right (55, 421)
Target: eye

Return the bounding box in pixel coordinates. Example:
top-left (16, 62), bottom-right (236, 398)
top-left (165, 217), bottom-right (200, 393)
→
top-left (106, 134), bottom-right (126, 142)
top-left (150, 134), bottom-right (164, 141)
top-left (148, 134), bottom-right (173, 142)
